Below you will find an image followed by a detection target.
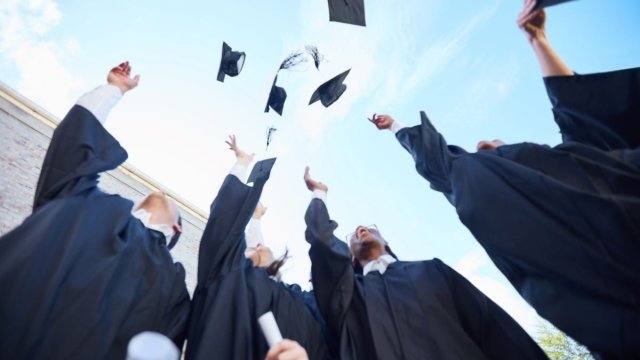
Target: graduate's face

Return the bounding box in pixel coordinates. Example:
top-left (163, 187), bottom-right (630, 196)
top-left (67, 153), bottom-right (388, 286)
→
top-left (245, 245), bottom-right (275, 268)
top-left (476, 139), bottom-right (506, 151)
top-left (349, 225), bottom-right (386, 261)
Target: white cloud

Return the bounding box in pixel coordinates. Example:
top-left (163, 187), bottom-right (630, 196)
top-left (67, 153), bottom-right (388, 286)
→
top-left (0, 0), bottom-right (82, 117)
top-left (454, 248), bottom-right (542, 335)
top-left (398, 4), bottom-right (499, 101)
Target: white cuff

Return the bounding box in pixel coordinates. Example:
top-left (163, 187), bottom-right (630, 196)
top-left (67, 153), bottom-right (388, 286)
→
top-left (230, 161), bottom-right (249, 181)
top-left (389, 120), bottom-right (406, 134)
top-left (76, 84), bottom-right (123, 125)
top-left (312, 189), bottom-right (327, 204)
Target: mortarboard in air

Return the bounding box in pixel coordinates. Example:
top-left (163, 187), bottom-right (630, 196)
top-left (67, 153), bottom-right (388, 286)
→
top-left (264, 76), bottom-right (287, 116)
top-left (217, 41), bottom-right (246, 82)
top-left (309, 69), bottom-right (351, 108)
top-left (247, 158), bottom-right (277, 184)
top-left (533, 0), bottom-right (578, 10)
top-left (327, 0), bottom-right (366, 26)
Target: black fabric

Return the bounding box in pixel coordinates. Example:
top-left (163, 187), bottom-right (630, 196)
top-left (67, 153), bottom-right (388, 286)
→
top-left (544, 67), bottom-right (640, 150)
top-left (533, 0), bottom-right (578, 10)
top-left (0, 105), bottom-right (190, 360)
top-left (265, 75), bottom-right (286, 116)
top-left (309, 69), bottom-right (350, 108)
top-left (396, 111), bottom-right (640, 358)
top-left (327, 0), bottom-right (366, 26)
top-left (305, 199), bottom-right (547, 360)
top-left (185, 173), bottom-right (330, 360)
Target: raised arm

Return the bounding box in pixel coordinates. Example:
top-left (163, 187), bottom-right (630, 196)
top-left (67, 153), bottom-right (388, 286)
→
top-left (518, 0), bottom-right (572, 77)
top-left (370, 112), bottom-right (467, 197)
top-left (196, 136), bottom-right (262, 285)
top-left (436, 260), bottom-right (548, 359)
top-left (303, 168), bottom-right (355, 337)
top-left (33, 62), bottom-right (139, 210)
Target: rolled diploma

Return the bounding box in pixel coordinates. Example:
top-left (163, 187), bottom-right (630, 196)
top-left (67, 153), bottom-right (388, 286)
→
top-left (258, 311), bottom-right (283, 347)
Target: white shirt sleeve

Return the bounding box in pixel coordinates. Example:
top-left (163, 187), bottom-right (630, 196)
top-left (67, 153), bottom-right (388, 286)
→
top-left (76, 84), bottom-right (123, 125)
top-left (229, 161), bottom-right (249, 182)
top-left (245, 218), bottom-right (265, 249)
top-left (312, 189), bottom-right (328, 204)
top-left (389, 120), bottom-right (406, 134)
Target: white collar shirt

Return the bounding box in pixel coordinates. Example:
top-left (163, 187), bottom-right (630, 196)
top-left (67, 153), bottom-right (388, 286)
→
top-left (363, 254), bottom-right (398, 276)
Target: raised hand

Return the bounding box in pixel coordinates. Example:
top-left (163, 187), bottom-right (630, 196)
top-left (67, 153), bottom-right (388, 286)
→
top-left (264, 339), bottom-right (308, 360)
top-left (368, 113), bottom-right (395, 130)
top-left (304, 167), bottom-right (328, 193)
top-left (226, 135), bottom-right (255, 164)
top-left (107, 61), bottom-right (140, 94)
top-left (517, 0), bottom-right (546, 43)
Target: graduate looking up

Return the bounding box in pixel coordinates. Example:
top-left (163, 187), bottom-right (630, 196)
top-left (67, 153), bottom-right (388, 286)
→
top-left (303, 168), bottom-right (547, 360)
top-left (369, 110), bottom-right (640, 359)
top-left (0, 62), bottom-right (191, 360)
top-left (517, 0), bottom-right (640, 150)
top-left (185, 136), bottom-right (330, 360)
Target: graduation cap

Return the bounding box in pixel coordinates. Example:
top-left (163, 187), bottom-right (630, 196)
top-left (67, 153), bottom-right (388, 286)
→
top-left (533, 0), bottom-right (578, 10)
top-left (309, 69), bottom-right (351, 108)
top-left (248, 158), bottom-right (277, 184)
top-left (264, 76), bottom-right (287, 116)
top-left (217, 42), bottom-right (246, 82)
top-left (328, 0), bottom-right (366, 27)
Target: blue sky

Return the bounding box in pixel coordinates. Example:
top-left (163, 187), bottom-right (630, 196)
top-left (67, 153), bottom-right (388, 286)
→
top-left (1, 0), bottom-right (639, 335)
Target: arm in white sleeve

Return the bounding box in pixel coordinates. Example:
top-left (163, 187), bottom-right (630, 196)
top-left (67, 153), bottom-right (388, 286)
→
top-left (76, 84), bottom-right (123, 125)
top-left (312, 189), bottom-right (327, 204)
top-left (229, 160), bottom-right (249, 182)
top-left (389, 120), bottom-right (406, 134)
top-left (245, 218), bottom-right (265, 249)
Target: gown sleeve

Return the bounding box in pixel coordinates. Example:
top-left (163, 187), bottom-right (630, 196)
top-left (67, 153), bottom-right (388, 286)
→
top-left (395, 111), bottom-right (468, 196)
top-left (435, 259), bottom-right (548, 360)
top-left (544, 67), bottom-right (640, 150)
top-left (305, 198), bottom-right (355, 338)
top-left (33, 105), bottom-right (127, 211)
top-left (163, 263), bottom-right (191, 348)
top-left (196, 175), bottom-right (255, 285)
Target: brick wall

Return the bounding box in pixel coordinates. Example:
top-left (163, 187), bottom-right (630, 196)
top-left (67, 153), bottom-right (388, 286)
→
top-left (0, 84), bottom-right (204, 293)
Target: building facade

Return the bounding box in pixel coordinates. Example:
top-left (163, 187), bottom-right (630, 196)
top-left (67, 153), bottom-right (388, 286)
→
top-left (0, 81), bottom-right (205, 292)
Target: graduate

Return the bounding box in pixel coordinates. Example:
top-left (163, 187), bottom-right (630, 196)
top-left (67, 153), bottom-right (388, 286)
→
top-left (185, 136), bottom-right (330, 360)
top-left (369, 106), bottom-right (639, 358)
top-left (0, 62), bottom-right (190, 359)
top-left (518, 0), bottom-right (640, 151)
top-left (303, 168), bottom-right (547, 360)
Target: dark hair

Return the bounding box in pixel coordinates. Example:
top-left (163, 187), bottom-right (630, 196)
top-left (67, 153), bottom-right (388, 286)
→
top-left (266, 249), bottom-right (290, 277)
top-left (167, 216), bottom-right (182, 250)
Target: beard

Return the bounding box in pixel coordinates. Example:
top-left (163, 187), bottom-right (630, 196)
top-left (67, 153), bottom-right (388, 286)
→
top-left (356, 239), bottom-right (384, 261)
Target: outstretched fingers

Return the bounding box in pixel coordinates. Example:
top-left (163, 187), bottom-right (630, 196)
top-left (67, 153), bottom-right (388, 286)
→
top-left (226, 134), bottom-right (238, 151)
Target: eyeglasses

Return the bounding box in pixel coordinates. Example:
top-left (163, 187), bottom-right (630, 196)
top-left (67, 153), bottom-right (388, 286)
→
top-left (345, 224), bottom-right (378, 242)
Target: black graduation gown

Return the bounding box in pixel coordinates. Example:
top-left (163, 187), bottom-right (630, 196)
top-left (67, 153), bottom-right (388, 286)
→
top-left (544, 67), bottom-right (640, 150)
top-left (305, 199), bottom-right (547, 360)
top-left (0, 105), bottom-right (190, 360)
top-left (396, 111), bottom-right (640, 358)
top-left (185, 173), bottom-right (329, 360)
